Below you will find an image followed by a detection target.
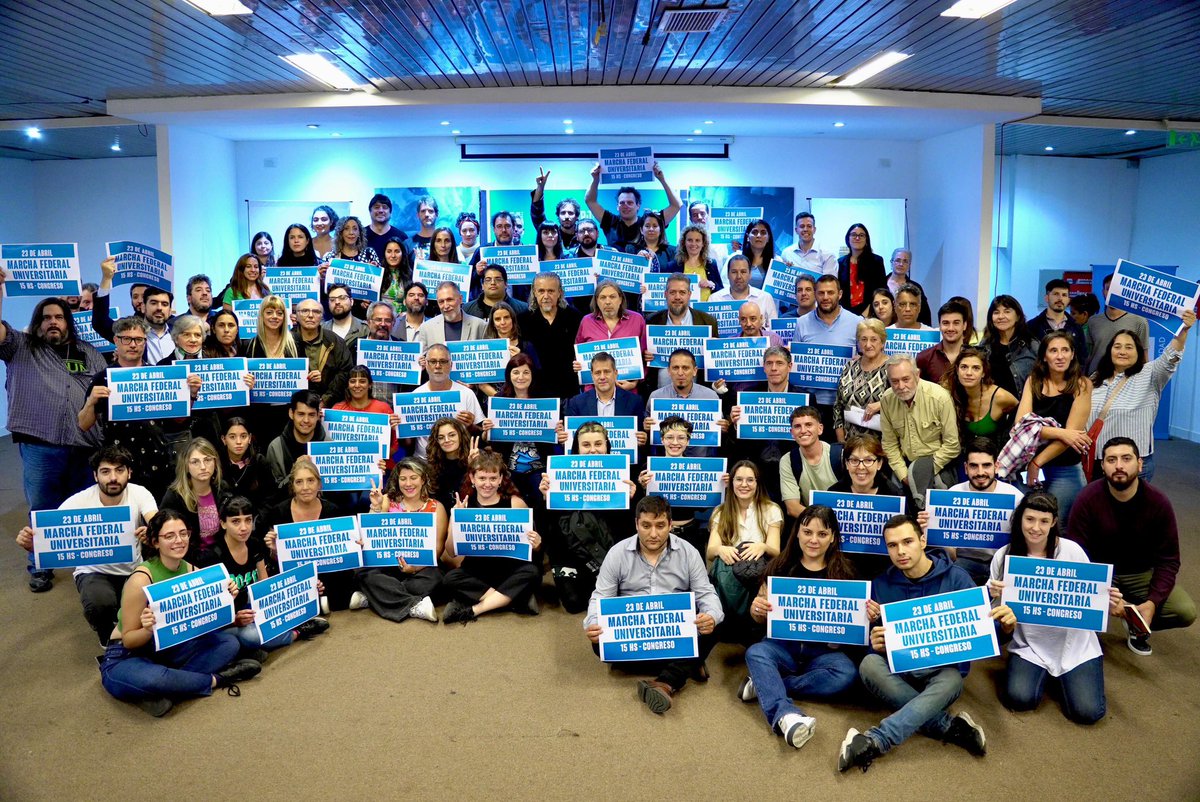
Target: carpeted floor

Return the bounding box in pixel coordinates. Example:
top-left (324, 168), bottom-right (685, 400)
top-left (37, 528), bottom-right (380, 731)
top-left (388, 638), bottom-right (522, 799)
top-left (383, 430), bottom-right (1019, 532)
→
top-left (1, 437), bottom-right (1197, 802)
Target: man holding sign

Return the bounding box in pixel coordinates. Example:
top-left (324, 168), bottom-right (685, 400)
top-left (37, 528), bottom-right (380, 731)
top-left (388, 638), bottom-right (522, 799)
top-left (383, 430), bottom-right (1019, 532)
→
top-left (585, 161), bottom-right (682, 251)
top-left (840, 515), bottom-right (1009, 773)
top-left (585, 496), bottom-right (722, 714)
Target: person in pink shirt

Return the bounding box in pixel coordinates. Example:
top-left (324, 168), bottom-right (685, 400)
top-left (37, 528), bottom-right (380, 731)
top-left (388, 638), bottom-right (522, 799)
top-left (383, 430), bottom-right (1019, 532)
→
top-left (575, 279), bottom-right (648, 393)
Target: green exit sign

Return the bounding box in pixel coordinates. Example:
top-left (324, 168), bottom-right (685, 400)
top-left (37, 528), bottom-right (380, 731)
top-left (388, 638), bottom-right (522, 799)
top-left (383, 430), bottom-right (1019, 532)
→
top-left (1168, 131), bottom-right (1200, 148)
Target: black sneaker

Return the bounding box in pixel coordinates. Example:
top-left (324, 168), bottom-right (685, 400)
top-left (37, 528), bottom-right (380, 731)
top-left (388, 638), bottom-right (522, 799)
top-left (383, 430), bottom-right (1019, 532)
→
top-left (214, 659), bottom-right (262, 696)
top-left (443, 600), bottom-right (477, 625)
top-left (1127, 633), bottom-right (1152, 656)
top-left (838, 728), bottom-right (881, 773)
top-left (943, 712), bottom-right (987, 756)
top-left (28, 572), bottom-right (52, 593)
top-left (137, 697), bottom-right (173, 717)
top-left (296, 617), bottom-right (330, 640)
top-left (243, 649), bottom-right (269, 665)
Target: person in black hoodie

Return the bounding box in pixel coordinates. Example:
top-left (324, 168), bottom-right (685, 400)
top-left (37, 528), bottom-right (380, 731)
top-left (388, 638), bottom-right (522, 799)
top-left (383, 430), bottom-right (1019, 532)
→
top-left (265, 391), bottom-right (328, 494)
top-left (219, 417), bottom-right (277, 509)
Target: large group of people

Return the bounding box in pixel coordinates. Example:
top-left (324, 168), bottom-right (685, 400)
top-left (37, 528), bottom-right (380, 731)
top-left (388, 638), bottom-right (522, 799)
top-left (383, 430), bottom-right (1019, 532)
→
top-left (4, 164), bottom-right (1196, 772)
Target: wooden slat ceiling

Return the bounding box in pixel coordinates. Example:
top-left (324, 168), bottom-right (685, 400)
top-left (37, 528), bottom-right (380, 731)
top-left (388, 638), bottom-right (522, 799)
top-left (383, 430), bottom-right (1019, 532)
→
top-left (2, 1), bottom-right (1197, 150)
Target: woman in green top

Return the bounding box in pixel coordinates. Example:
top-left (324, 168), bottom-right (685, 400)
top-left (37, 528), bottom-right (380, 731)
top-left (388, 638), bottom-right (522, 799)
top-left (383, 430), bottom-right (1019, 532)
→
top-left (98, 510), bottom-right (262, 717)
top-left (943, 346), bottom-right (1018, 453)
top-left (218, 253), bottom-right (271, 309)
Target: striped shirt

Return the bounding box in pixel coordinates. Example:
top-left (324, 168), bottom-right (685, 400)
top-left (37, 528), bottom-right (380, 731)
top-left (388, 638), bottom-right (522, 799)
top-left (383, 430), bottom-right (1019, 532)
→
top-left (1088, 346), bottom-right (1180, 456)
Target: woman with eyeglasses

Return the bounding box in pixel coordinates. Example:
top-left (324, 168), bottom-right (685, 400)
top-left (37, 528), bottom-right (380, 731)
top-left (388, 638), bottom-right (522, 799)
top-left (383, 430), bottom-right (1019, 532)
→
top-left (159, 437), bottom-right (231, 560)
top-left (829, 432), bottom-right (909, 578)
top-left (836, 223), bottom-right (886, 316)
top-left (636, 416), bottom-right (709, 554)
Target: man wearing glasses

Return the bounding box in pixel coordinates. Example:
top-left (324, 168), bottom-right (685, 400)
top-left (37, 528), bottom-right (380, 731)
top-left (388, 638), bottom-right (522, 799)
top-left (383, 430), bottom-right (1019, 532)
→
top-left (416, 281), bottom-right (488, 351)
top-left (464, 265), bottom-right (529, 320)
top-left (410, 343), bottom-right (483, 460)
top-left (322, 283), bottom-right (368, 348)
top-left (293, 298), bottom-right (353, 408)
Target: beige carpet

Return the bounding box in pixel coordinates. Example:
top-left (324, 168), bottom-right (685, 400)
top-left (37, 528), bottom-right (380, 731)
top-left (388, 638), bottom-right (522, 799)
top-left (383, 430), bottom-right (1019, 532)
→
top-left (1, 438), bottom-right (1198, 802)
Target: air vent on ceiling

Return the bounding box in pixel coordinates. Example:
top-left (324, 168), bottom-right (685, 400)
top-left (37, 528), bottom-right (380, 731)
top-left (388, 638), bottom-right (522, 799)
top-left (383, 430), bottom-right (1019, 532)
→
top-left (658, 6), bottom-right (728, 34)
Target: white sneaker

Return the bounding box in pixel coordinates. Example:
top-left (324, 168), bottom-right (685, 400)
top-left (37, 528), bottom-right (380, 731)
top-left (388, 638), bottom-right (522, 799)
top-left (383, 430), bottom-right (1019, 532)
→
top-left (319, 595), bottom-right (330, 615)
top-left (409, 596), bottom-right (438, 622)
top-left (348, 591), bottom-right (370, 610)
top-left (737, 676), bottom-right (757, 702)
top-left (777, 713), bottom-right (816, 750)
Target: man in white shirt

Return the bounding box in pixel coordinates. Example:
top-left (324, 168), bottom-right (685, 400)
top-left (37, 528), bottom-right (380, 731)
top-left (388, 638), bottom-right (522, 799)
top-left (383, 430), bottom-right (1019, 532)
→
top-left (16, 446), bottom-right (157, 646)
top-left (709, 254), bottom-right (779, 323)
top-left (779, 212), bottom-right (837, 275)
top-left (411, 343), bottom-right (483, 459)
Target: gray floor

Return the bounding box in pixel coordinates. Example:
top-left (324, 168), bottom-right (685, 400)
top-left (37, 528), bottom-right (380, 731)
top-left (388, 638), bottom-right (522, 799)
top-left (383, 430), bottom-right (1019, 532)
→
top-left (1, 436), bottom-right (1198, 802)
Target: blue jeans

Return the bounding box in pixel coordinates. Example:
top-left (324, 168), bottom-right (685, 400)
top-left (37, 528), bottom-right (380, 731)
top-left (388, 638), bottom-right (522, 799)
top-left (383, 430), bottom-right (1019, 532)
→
top-left (746, 639), bottom-right (857, 730)
top-left (1039, 463), bottom-right (1085, 528)
top-left (19, 442), bottom-right (94, 577)
top-left (1004, 653), bottom-right (1105, 725)
top-left (232, 624), bottom-right (293, 651)
top-left (1140, 453), bottom-right (1156, 482)
top-left (100, 630), bottom-right (240, 702)
top-left (859, 653), bottom-right (961, 753)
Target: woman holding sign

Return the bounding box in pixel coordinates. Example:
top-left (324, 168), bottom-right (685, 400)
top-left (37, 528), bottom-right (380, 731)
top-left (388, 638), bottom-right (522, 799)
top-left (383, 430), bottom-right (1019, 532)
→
top-left (358, 457), bottom-right (447, 623)
top-left (740, 505), bottom-right (859, 749)
top-left (480, 354), bottom-right (552, 503)
top-left (987, 492), bottom-right (1121, 724)
top-left (331, 365), bottom-right (400, 463)
top-left (442, 452), bottom-right (542, 624)
top-left (706, 461), bottom-right (783, 643)
top-left (833, 318), bottom-right (891, 442)
top-left (99, 510), bottom-right (262, 717)
top-left (829, 433), bottom-right (909, 579)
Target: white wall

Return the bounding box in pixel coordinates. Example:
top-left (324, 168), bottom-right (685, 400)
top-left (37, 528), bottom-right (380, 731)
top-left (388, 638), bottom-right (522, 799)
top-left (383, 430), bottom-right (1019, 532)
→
top-left (1130, 148), bottom-right (1200, 441)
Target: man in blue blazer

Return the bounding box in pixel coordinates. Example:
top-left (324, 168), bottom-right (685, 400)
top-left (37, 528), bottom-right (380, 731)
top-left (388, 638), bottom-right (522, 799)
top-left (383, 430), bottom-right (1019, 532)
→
top-left (563, 352), bottom-right (649, 448)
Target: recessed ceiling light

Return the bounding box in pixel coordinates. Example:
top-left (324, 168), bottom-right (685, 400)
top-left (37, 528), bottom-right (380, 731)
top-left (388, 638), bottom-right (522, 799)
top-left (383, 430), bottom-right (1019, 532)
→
top-left (941, 0), bottom-right (1019, 19)
top-left (440, 120), bottom-right (450, 126)
top-left (703, 120), bottom-right (714, 125)
top-left (331, 132), bottom-right (342, 137)
top-left (25, 126), bottom-right (41, 139)
top-left (1044, 146), bottom-right (1054, 152)
top-left (451, 129), bottom-right (461, 134)
top-left (565, 128), bottom-right (575, 134)
top-left (182, 0), bottom-right (252, 15)
top-left (834, 121), bottom-right (846, 128)
top-left (306, 124), bottom-right (320, 129)
top-left (686, 138), bottom-right (694, 142)
top-left (562, 119), bottom-right (573, 125)
top-left (692, 129), bottom-right (702, 134)
top-left (110, 142), bottom-right (121, 152)
top-left (1125, 129), bottom-right (1136, 135)
top-left (834, 51), bottom-right (911, 86)
top-left (281, 54), bottom-right (360, 90)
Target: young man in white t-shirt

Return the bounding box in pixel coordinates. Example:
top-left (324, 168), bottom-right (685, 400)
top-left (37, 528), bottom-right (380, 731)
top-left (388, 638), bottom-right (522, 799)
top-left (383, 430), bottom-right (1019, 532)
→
top-left (779, 406), bottom-right (842, 519)
top-left (16, 446), bottom-right (158, 646)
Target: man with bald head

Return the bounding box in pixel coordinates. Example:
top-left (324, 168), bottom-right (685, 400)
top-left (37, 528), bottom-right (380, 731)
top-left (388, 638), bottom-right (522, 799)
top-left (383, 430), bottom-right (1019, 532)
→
top-left (794, 275), bottom-right (862, 437)
top-left (293, 296), bottom-right (353, 408)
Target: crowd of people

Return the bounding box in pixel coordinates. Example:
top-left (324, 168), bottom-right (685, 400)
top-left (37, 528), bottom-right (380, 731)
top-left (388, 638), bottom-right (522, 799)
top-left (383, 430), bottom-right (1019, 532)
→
top-left (4, 164), bottom-right (1196, 772)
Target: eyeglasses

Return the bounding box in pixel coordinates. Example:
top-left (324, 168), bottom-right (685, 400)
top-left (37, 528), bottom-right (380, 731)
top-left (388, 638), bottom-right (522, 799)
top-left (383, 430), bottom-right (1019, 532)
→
top-left (159, 532), bottom-right (190, 543)
top-left (297, 309), bottom-right (323, 316)
top-left (847, 457), bottom-right (879, 467)
top-left (482, 276), bottom-right (505, 284)
top-left (849, 232), bottom-right (867, 239)
top-left (328, 294), bottom-right (350, 302)
top-left (188, 456), bottom-right (216, 467)
top-left (115, 335), bottom-right (147, 346)
top-left (426, 358), bottom-right (450, 366)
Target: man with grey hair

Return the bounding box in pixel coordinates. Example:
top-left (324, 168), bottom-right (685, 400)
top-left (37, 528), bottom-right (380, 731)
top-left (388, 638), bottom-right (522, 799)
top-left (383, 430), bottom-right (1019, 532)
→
top-left (519, 271), bottom-right (582, 401)
top-left (355, 299), bottom-right (414, 399)
top-left (879, 354), bottom-right (960, 508)
top-left (294, 297), bottom-right (353, 408)
top-left (886, 249), bottom-right (931, 326)
top-left (410, 343), bottom-right (483, 459)
top-left (416, 281), bottom-right (487, 351)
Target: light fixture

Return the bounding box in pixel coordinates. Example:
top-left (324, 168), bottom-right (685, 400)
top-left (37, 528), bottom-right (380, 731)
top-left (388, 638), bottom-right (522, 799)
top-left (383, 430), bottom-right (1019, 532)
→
top-left (25, 126), bottom-right (41, 139)
top-left (1125, 129), bottom-right (1136, 135)
top-left (564, 128), bottom-right (575, 134)
top-left (703, 120), bottom-right (714, 125)
top-left (693, 129), bottom-right (702, 134)
top-left (941, 0), bottom-right (1019, 19)
top-left (451, 129), bottom-right (460, 134)
top-left (306, 124), bottom-right (320, 129)
top-left (440, 120), bottom-right (450, 126)
top-left (834, 51), bottom-right (911, 86)
top-left (331, 132), bottom-right (342, 137)
top-left (182, 0), bottom-right (253, 15)
top-left (1044, 146), bottom-right (1054, 152)
top-left (110, 141), bottom-right (121, 152)
top-left (686, 138), bottom-right (694, 142)
top-left (280, 54), bottom-right (360, 90)
top-left (562, 119), bottom-right (573, 125)
top-left (834, 121), bottom-right (846, 128)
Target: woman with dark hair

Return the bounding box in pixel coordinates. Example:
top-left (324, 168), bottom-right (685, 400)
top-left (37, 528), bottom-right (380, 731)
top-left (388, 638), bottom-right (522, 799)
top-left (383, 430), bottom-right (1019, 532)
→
top-left (830, 432), bottom-right (909, 579)
top-left (99, 509), bottom-right (260, 717)
top-left (575, 279), bottom-right (647, 393)
top-left (988, 492), bottom-right (1121, 724)
top-left (427, 226), bottom-right (460, 263)
top-left (836, 223), bottom-right (886, 316)
top-left (480, 353), bottom-right (551, 502)
top-left (1086, 310), bottom-right (1194, 480)
top-left (311, 205), bottom-right (339, 259)
top-left (739, 218), bottom-right (775, 289)
top-left (632, 210), bottom-right (674, 271)
top-left (203, 309), bottom-right (244, 358)
top-left (218, 254), bottom-right (270, 309)
top-left (331, 364), bottom-right (400, 463)
top-left (536, 222), bottom-right (564, 262)
top-left (251, 231), bottom-right (276, 268)
top-left (276, 224), bottom-right (319, 267)
top-left (426, 417), bottom-right (473, 511)
top-left (456, 212), bottom-right (481, 264)
top-left (942, 347), bottom-right (1019, 451)
top-left (441, 451), bottom-right (543, 624)
top-left (833, 318), bottom-right (890, 443)
top-left (981, 295), bottom-right (1036, 396)
top-left (671, 224), bottom-right (722, 300)
top-left (864, 288), bottom-right (897, 327)
top-left (1016, 331), bottom-right (1093, 523)
top-left (739, 504), bottom-right (859, 749)
top-left (219, 417), bottom-right (275, 508)
top-left (379, 237), bottom-right (412, 306)
top-left (480, 302), bottom-right (541, 396)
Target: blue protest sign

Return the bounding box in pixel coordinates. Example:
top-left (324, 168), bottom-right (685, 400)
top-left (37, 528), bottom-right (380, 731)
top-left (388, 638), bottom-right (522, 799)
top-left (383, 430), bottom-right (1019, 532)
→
top-left (393, 390), bottom-right (467, 438)
top-left (247, 358), bottom-right (308, 404)
top-left (1107, 259), bottom-right (1200, 337)
top-left (275, 516), bottom-right (362, 573)
top-left (599, 146), bottom-right (654, 184)
top-left (1001, 556), bottom-right (1113, 632)
top-left (694, 300), bottom-right (743, 337)
top-left (327, 258), bottom-right (384, 302)
top-left (451, 507), bottom-right (534, 561)
top-left (487, 397), bottom-right (559, 443)
top-left (709, 208), bottom-right (763, 240)
top-left (263, 266), bottom-right (320, 303)
top-left (564, 416), bottom-right (638, 463)
top-left (412, 259), bottom-right (473, 297)
top-left (541, 257), bottom-right (596, 298)
top-left (107, 365), bottom-right (190, 421)
top-left (323, 408), bottom-right (391, 457)
top-left (143, 563), bottom-right (235, 651)
top-left (704, 336), bottom-right (768, 383)
top-left (598, 592), bottom-right (698, 662)
top-left (735, 391), bottom-right (810, 440)
top-left (75, 309), bottom-right (116, 354)
top-left (358, 512), bottom-right (439, 568)
top-left (594, 251), bottom-right (650, 293)
top-left (106, 241), bottom-right (173, 292)
top-left (447, 338), bottom-right (510, 385)
top-left (885, 328), bottom-right (942, 357)
top-left (648, 397), bottom-right (722, 447)
top-left (234, 298), bottom-right (291, 340)
top-left (188, 358), bottom-right (250, 411)
top-left (480, 244), bottom-right (539, 285)
top-left (1, 243), bottom-right (81, 297)
top-left (647, 456), bottom-right (726, 507)
top-left (575, 337), bottom-right (645, 384)
top-left (357, 339), bottom-right (421, 385)
top-left (810, 491), bottom-right (905, 555)
top-left (307, 441), bottom-right (382, 491)
top-left (925, 489), bottom-right (1016, 550)
top-left (763, 260), bottom-right (821, 309)
top-left (789, 343), bottom-right (853, 390)
top-left (770, 316), bottom-right (799, 347)
top-left (767, 577), bottom-right (871, 646)
top-left (247, 563), bottom-right (319, 646)
top-left (31, 505), bottom-right (136, 570)
top-left (646, 324), bottom-right (708, 369)
top-left (642, 273), bottom-right (699, 314)
top-left (547, 453), bottom-right (632, 510)
top-left (881, 585), bottom-right (1000, 673)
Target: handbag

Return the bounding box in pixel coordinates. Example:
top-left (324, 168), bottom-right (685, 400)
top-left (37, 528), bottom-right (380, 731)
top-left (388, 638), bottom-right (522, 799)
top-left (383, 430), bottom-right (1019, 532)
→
top-left (1083, 375), bottom-right (1130, 481)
